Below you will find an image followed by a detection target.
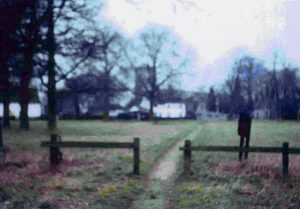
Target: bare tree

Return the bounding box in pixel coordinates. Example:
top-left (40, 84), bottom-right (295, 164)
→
top-left (34, 0), bottom-right (99, 129)
top-left (85, 28), bottom-right (126, 118)
top-left (128, 28), bottom-right (187, 118)
top-left (225, 73), bottom-right (238, 119)
top-left (266, 53), bottom-right (281, 119)
top-left (236, 56), bottom-right (267, 112)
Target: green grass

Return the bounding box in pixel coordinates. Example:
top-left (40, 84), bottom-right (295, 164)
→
top-left (4, 120), bottom-right (299, 209)
top-left (3, 120), bottom-right (138, 152)
top-left (1, 120), bottom-right (198, 209)
top-left (170, 120), bottom-right (300, 209)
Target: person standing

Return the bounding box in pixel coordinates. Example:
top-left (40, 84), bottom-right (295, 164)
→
top-left (238, 111), bottom-right (252, 160)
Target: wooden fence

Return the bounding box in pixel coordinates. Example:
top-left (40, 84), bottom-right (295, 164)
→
top-left (180, 140), bottom-right (300, 177)
top-left (41, 134), bottom-right (140, 175)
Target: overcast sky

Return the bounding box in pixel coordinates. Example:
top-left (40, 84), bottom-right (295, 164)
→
top-left (98, 0), bottom-right (300, 91)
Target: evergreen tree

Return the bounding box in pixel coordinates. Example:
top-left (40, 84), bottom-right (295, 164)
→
top-left (207, 87), bottom-right (216, 112)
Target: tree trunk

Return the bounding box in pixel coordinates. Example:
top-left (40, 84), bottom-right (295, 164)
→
top-left (149, 92), bottom-right (154, 120)
top-left (103, 72), bottom-right (110, 119)
top-left (73, 93), bottom-right (80, 117)
top-left (274, 71), bottom-right (280, 119)
top-left (247, 67), bottom-right (254, 111)
top-left (149, 65), bottom-right (156, 121)
top-left (0, 31), bottom-right (11, 128)
top-left (0, 52), bottom-right (10, 128)
top-left (19, 51), bottom-right (33, 130)
top-left (47, 0), bottom-right (57, 129)
top-left (19, 0), bottom-right (38, 130)
top-left (20, 103), bottom-right (29, 129)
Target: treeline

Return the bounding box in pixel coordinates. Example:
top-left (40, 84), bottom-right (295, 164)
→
top-left (1, 1), bottom-right (299, 135)
top-left (209, 55), bottom-right (300, 119)
top-left (0, 0), bottom-right (187, 130)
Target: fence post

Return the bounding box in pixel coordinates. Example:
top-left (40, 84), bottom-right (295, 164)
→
top-left (184, 140), bottom-right (192, 174)
top-left (133, 137), bottom-right (140, 175)
top-left (49, 134), bottom-right (62, 167)
top-left (282, 142), bottom-right (289, 178)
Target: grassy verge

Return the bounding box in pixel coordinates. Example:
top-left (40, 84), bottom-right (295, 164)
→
top-left (170, 120), bottom-right (300, 209)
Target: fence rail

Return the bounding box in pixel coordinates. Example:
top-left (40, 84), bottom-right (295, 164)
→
top-left (41, 134), bottom-right (140, 175)
top-left (41, 141), bottom-right (135, 149)
top-left (180, 140), bottom-right (300, 177)
top-left (180, 145), bottom-right (300, 154)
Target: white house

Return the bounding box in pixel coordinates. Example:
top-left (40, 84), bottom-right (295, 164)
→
top-left (154, 103), bottom-right (186, 118)
top-left (0, 103), bottom-right (42, 118)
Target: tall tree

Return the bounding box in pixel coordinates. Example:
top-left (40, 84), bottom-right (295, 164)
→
top-left (269, 53), bottom-right (281, 118)
top-left (0, 0), bottom-right (28, 128)
top-left (85, 28), bottom-right (126, 118)
top-left (129, 27), bottom-right (187, 119)
top-left (225, 75), bottom-right (236, 119)
top-left (46, 0), bottom-right (57, 129)
top-left (240, 57), bottom-right (254, 111)
top-left (34, 0), bottom-right (98, 129)
top-left (17, 0), bottom-right (40, 130)
top-left (207, 87), bottom-right (216, 112)
top-left (236, 56), bottom-right (266, 112)
top-left (279, 66), bottom-right (299, 119)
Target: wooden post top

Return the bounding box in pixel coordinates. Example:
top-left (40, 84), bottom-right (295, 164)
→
top-left (185, 140), bottom-right (191, 146)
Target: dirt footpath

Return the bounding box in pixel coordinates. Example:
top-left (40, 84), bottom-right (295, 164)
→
top-left (132, 127), bottom-right (200, 209)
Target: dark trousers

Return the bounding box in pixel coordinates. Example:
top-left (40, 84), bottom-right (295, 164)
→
top-left (239, 135), bottom-right (250, 161)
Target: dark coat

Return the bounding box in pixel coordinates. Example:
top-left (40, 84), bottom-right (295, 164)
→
top-left (238, 113), bottom-right (252, 137)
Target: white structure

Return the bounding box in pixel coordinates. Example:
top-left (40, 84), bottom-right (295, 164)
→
top-left (0, 103), bottom-right (42, 118)
top-left (253, 108), bottom-right (270, 119)
top-left (129, 97), bottom-right (150, 112)
top-left (196, 102), bottom-right (227, 120)
top-left (109, 109), bottom-right (124, 117)
top-left (154, 103), bottom-right (186, 118)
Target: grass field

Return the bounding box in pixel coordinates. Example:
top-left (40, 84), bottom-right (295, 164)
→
top-left (0, 120), bottom-right (196, 209)
top-left (169, 120), bottom-right (300, 209)
top-left (1, 120), bottom-right (299, 209)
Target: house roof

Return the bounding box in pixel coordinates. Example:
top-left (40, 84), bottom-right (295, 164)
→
top-left (0, 86), bottom-right (40, 103)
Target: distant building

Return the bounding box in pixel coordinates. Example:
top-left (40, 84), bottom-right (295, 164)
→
top-left (117, 97), bottom-right (150, 120)
top-left (253, 108), bottom-right (270, 119)
top-left (117, 111), bottom-right (149, 120)
top-left (56, 89), bottom-right (123, 117)
top-left (195, 102), bottom-right (208, 119)
top-left (154, 102), bottom-right (186, 118)
top-left (196, 101), bottom-right (227, 120)
top-left (0, 87), bottom-right (41, 118)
